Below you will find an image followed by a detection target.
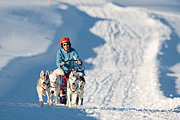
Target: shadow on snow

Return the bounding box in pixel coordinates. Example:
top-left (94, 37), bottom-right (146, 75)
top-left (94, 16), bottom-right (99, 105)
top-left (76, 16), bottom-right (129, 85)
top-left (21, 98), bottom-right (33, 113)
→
top-left (0, 102), bottom-right (96, 120)
top-left (156, 16), bottom-right (180, 98)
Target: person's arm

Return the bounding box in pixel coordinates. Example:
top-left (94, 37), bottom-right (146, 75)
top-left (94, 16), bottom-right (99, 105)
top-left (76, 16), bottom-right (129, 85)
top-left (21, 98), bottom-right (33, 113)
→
top-left (73, 49), bottom-right (82, 65)
top-left (56, 50), bottom-right (63, 68)
top-left (72, 49), bottom-right (80, 60)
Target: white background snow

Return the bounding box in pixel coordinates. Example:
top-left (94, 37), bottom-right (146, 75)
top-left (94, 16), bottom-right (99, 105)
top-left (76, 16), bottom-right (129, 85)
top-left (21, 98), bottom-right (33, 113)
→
top-left (0, 0), bottom-right (180, 119)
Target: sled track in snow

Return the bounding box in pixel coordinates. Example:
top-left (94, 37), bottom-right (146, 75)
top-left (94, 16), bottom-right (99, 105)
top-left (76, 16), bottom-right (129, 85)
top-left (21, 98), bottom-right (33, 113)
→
top-left (82, 105), bottom-right (180, 113)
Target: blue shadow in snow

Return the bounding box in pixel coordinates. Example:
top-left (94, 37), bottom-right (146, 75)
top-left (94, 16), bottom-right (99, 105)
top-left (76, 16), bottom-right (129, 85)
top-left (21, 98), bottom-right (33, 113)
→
top-left (156, 16), bottom-right (180, 98)
top-left (110, 2), bottom-right (126, 8)
top-left (0, 102), bottom-right (97, 120)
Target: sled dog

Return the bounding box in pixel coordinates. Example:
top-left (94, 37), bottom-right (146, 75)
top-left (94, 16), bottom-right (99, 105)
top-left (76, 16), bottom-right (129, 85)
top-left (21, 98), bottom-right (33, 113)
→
top-left (49, 68), bottom-right (64, 106)
top-left (66, 70), bottom-right (79, 108)
top-left (36, 70), bottom-right (50, 107)
top-left (77, 76), bottom-right (86, 106)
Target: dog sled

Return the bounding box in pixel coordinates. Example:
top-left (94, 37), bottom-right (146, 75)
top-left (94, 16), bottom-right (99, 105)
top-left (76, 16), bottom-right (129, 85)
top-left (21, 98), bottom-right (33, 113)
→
top-left (36, 59), bottom-right (85, 107)
top-left (59, 59), bottom-right (85, 106)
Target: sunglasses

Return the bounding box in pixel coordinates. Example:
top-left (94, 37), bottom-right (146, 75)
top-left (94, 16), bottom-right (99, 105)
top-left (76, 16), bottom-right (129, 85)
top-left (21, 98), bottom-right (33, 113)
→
top-left (63, 43), bottom-right (70, 46)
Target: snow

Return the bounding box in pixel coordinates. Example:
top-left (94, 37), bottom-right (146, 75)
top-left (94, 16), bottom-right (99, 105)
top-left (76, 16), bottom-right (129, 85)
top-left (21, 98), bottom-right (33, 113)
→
top-left (111, 0), bottom-right (180, 14)
top-left (0, 0), bottom-right (180, 119)
top-left (0, 0), bottom-right (62, 70)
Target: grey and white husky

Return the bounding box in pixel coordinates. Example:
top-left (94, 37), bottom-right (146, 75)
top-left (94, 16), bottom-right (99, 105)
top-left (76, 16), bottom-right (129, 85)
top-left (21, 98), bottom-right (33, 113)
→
top-left (77, 76), bottom-right (86, 106)
top-left (36, 70), bottom-right (50, 107)
top-left (66, 70), bottom-right (79, 108)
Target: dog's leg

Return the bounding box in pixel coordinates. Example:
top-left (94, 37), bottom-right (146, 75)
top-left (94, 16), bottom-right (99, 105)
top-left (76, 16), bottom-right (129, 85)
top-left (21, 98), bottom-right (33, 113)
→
top-left (53, 92), bottom-right (57, 106)
top-left (76, 95), bottom-right (79, 105)
top-left (78, 94), bottom-right (81, 106)
top-left (40, 101), bottom-right (44, 107)
top-left (56, 89), bottom-right (60, 105)
top-left (37, 87), bottom-right (44, 107)
top-left (50, 92), bottom-right (53, 105)
top-left (79, 92), bottom-right (84, 106)
top-left (46, 90), bottom-right (50, 107)
top-left (66, 92), bottom-right (69, 108)
top-left (51, 94), bottom-right (55, 106)
top-left (66, 95), bottom-right (68, 108)
top-left (38, 93), bottom-right (44, 107)
top-left (66, 97), bottom-right (68, 108)
top-left (68, 94), bottom-right (72, 108)
top-left (72, 93), bottom-right (77, 108)
top-left (81, 98), bottom-right (83, 105)
top-left (67, 91), bottom-right (71, 108)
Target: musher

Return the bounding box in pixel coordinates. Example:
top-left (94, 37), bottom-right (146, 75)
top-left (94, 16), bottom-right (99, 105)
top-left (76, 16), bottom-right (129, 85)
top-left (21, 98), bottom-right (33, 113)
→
top-left (56, 37), bottom-right (83, 104)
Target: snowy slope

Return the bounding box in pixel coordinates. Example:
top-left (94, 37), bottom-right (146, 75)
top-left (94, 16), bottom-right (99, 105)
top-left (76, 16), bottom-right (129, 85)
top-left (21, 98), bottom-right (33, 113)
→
top-left (113, 0), bottom-right (180, 14)
top-left (1, 0), bottom-right (180, 119)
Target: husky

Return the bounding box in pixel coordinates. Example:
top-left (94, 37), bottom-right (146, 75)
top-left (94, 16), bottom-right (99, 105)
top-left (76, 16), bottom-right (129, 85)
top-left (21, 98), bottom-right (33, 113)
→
top-left (49, 68), bottom-right (64, 106)
top-left (66, 70), bottom-right (79, 108)
top-left (77, 76), bottom-right (86, 106)
top-left (36, 70), bottom-right (50, 107)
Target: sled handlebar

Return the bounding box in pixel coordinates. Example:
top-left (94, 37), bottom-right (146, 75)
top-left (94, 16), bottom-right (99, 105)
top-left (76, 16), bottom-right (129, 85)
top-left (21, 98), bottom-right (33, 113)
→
top-left (64, 59), bottom-right (78, 63)
top-left (64, 59), bottom-right (85, 71)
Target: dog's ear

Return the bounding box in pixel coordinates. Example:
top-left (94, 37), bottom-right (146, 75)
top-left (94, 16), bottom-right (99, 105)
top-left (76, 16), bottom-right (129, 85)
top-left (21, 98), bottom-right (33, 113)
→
top-left (40, 70), bottom-right (44, 77)
top-left (73, 72), bottom-right (78, 77)
top-left (46, 70), bottom-right (49, 76)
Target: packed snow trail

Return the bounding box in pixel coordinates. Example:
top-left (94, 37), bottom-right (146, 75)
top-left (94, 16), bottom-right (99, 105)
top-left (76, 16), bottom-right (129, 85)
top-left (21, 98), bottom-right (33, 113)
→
top-left (74, 2), bottom-right (180, 119)
top-left (79, 2), bottom-right (180, 109)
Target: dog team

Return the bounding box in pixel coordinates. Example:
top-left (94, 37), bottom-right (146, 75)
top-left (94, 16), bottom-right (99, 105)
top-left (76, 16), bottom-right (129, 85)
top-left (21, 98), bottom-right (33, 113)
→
top-left (36, 37), bottom-right (86, 108)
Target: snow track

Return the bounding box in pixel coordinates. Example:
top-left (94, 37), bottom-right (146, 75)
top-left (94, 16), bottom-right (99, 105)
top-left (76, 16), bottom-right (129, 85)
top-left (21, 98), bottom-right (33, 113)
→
top-left (83, 105), bottom-right (180, 120)
top-left (77, 2), bottom-right (180, 118)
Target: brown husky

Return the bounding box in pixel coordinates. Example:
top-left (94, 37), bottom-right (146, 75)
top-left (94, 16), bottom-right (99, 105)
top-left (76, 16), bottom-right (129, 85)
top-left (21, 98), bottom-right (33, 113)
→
top-left (36, 70), bottom-right (50, 107)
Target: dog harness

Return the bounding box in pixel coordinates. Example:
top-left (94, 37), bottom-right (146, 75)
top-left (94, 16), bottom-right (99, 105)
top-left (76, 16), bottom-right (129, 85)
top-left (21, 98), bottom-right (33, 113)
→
top-left (50, 81), bottom-right (60, 89)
